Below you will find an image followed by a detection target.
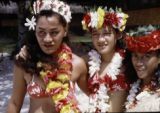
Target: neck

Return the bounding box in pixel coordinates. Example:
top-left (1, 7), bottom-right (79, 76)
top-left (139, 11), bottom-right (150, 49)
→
top-left (101, 50), bottom-right (115, 63)
top-left (142, 74), bottom-right (155, 85)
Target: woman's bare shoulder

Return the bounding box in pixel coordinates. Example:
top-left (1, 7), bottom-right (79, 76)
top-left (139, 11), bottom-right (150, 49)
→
top-left (13, 63), bottom-right (28, 78)
top-left (72, 53), bottom-right (87, 71)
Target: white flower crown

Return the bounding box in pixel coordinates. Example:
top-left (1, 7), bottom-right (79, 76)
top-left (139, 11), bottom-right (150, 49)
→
top-left (25, 0), bottom-right (72, 30)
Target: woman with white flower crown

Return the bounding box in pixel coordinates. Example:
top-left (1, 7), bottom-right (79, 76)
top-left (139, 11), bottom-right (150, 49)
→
top-left (79, 7), bottom-right (129, 112)
top-left (6, 0), bottom-right (88, 113)
top-left (124, 25), bottom-right (160, 112)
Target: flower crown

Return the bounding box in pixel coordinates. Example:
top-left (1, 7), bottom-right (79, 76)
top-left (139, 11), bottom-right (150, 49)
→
top-left (81, 7), bottom-right (129, 32)
top-left (125, 25), bottom-right (160, 53)
top-left (24, 0), bottom-right (72, 30)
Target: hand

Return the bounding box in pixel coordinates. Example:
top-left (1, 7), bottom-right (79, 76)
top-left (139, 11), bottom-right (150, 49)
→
top-left (16, 45), bottom-right (28, 60)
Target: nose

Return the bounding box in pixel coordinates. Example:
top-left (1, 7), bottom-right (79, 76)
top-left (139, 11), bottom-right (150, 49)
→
top-left (43, 33), bottom-right (52, 43)
top-left (98, 35), bottom-right (106, 42)
top-left (135, 57), bottom-right (144, 66)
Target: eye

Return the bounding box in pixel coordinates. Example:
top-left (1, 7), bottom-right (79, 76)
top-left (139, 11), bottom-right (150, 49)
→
top-left (143, 53), bottom-right (152, 59)
top-left (132, 53), bottom-right (138, 59)
top-left (38, 31), bottom-right (46, 37)
top-left (50, 31), bottom-right (59, 36)
top-left (92, 33), bottom-right (99, 38)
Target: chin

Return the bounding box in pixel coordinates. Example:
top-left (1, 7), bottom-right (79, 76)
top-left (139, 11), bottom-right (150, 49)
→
top-left (137, 73), bottom-right (147, 79)
top-left (97, 48), bottom-right (111, 55)
top-left (42, 49), bottom-right (56, 55)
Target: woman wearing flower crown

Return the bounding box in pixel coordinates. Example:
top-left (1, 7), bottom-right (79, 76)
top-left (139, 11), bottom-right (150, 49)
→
top-left (80, 7), bottom-right (129, 112)
top-left (124, 25), bottom-right (160, 112)
top-left (6, 0), bottom-right (88, 113)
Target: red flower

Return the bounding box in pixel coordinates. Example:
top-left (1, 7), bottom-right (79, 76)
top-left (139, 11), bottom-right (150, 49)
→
top-left (104, 13), bottom-right (118, 27)
top-left (125, 30), bottom-right (160, 53)
top-left (83, 13), bottom-right (91, 26)
top-left (88, 72), bottom-right (100, 94)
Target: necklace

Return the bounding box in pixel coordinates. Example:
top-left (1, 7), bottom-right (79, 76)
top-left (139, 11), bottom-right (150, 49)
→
top-left (87, 49), bottom-right (124, 112)
top-left (125, 77), bottom-right (159, 110)
top-left (37, 43), bottom-right (79, 113)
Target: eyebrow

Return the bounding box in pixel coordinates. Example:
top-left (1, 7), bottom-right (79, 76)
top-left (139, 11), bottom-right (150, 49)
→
top-left (38, 27), bottom-right (59, 31)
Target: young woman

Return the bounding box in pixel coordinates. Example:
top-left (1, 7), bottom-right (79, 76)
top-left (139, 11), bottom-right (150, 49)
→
top-left (6, 0), bottom-right (88, 113)
top-left (78, 7), bottom-right (129, 112)
top-left (124, 25), bottom-right (160, 112)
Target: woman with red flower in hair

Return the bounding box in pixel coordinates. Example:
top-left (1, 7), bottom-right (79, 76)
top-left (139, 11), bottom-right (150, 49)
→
top-left (79, 7), bottom-right (129, 112)
top-left (124, 25), bottom-right (160, 112)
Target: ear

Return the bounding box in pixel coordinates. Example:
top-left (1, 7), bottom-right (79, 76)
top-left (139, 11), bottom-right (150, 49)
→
top-left (64, 24), bottom-right (68, 37)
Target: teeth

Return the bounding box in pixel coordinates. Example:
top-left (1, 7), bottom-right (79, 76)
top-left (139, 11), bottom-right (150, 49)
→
top-left (137, 67), bottom-right (145, 71)
top-left (104, 42), bottom-right (107, 45)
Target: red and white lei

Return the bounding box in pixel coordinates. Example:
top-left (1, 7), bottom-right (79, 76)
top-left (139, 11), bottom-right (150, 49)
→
top-left (87, 49), bottom-right (124, 112)
top-left (125, 77), bottom-right (160, 111)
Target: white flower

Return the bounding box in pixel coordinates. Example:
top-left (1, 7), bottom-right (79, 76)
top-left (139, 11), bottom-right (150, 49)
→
top-left (24, 16), bottom-right (36, 31)
top-left (98, 100), bottom-right (110, 112)
top-left (106, 52), bottom-right (123, 80)
top-left (136, 91), bottom-right (151, 101)
top-left (125, 79), bottom-right (141, 110)
top-left (88, 12), bottom-right (98, 28)
top-left (88, 49), bottom-right (124, 112)
top-left (88, 50), bottom-right (101, 76)
top-left (32, 0), bottom-right (72, 23)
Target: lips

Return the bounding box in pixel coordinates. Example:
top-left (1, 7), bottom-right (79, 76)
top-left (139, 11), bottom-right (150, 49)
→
top-left (97, 43), bottom-right (108, 48)
top-left (135, 66), bottom-right (146, 76)
top-left (44, 44), bottom-right (53, 48)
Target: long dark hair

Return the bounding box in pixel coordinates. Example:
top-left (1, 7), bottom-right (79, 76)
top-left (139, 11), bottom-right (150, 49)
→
top-left (15, 10), bottom-right (69, 74)
top-left (124, 50), bottom-right (160, 84)
top-left (123, 50), bottom-right (138, 84)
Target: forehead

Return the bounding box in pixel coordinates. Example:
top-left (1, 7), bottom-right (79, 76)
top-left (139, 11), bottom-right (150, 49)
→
top-left (36, 16), bottom-right (62, 29)
top-left (132, 51), bottom-right (158, 56)
top-left (92, 26), bottom-right (112, 33)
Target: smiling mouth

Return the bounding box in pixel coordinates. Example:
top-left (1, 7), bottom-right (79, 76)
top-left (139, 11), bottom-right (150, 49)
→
top-left (136, 67), bottom-right (145, 72)
top-left (44, 44), bottom-right (53, 48)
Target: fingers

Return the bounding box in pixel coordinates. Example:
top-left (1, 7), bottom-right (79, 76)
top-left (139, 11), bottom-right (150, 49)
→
top-left (16, 45), bottom-right (28, 60)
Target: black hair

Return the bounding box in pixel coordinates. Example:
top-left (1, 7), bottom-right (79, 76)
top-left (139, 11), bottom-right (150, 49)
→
top-left (123, 50), bottom-right (138, 84)
top-left (15, 10), bottom-right (69, 74)
top-left (124, 49), bottom-right (160, 84)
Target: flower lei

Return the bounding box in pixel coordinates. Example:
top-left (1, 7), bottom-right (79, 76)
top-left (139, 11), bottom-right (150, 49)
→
top-left (37, 43), bottom-right (79, 113)
top-left (125, 25), bottom-right (160, 53)
top-left (25, 0), bottom-right (72, 30)
top-left (87, 49), bottom-right (125, 112)
top-left (125, 77), bottom-right (159, 110)
top-left (82, 7), bottom-right (128, 32)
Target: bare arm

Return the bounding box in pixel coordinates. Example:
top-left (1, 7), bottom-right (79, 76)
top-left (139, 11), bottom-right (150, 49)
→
top-left (72, 54), bottom-right (89, 95)
top-left (6, 64), bottom-right (27, 113)
top-left (108, 90), bottom-right (127, 112)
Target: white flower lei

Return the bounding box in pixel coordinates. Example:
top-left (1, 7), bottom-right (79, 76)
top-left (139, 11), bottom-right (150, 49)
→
top-left (87, 49), bottom-right (123, 112)
top-left (125, 79), bottom-right (158, 111)
top-left (125, 79), bottom-right (141, 110)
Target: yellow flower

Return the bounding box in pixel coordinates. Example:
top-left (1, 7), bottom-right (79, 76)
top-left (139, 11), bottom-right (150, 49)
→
top-left (52, 90), bottom-right (69, 102)
top-left (124, 14), bottom-right (129, 19)
top-left (46, 81), bottom-right (63, 91)
top-left (40, 70), bottom-right (47, 78)
top-left (46, 81), bottom-right (69, 92)
top-left (60, 104), bottom-right (72, 113)
top-left (60, 104), bottom-right (79, 113)
top-left (82, 20), bottom-right (87, 30)
top-left (97, 7), bottom-right (105, 29)
top-left (57, 73), bottom-right (70, 83)
top-left (59, 52), bottom-right (69, 60)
